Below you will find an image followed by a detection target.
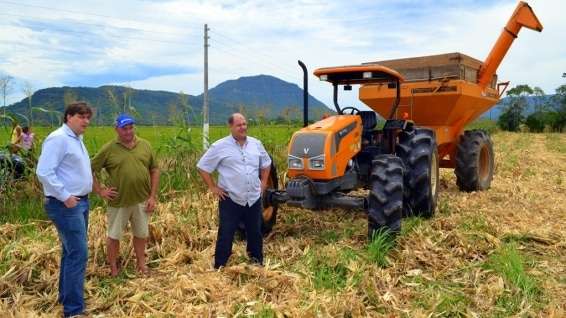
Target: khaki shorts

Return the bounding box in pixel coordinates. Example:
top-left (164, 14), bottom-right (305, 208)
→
top-left (107, 202), bottom-right (149, 240)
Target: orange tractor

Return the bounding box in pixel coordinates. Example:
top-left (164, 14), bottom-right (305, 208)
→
top-left (263, 1), bottom-right (543, 238)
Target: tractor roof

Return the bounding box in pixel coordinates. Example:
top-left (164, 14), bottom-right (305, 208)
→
top-left (313, 65), bottom-right (404, 85)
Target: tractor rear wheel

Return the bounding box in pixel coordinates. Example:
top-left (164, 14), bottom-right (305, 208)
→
top-left (455, 130), bottom-right (494, 192)
top-left (397, 128), bottom-right (439, 218)
top-left (367, 154), bottom-right (403, 240)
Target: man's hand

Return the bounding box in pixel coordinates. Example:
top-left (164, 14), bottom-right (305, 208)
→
top-left (210, 185), bottom-right (228, 200)
top-left (145, 196), bottom-right (157, 213)
top-left (98, 187), bottom-right (118, 201)
top-left (64, 196), bottom-right (80, 208)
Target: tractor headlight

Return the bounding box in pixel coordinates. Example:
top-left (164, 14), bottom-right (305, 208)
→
top-left (309, 155), bottom-right (325, 170)
top-left (288, 155), bottom-right (304, 169)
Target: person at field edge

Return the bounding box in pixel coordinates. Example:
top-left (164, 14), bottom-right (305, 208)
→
top-left (9, 122), bottom-right (22, 154)
top-left (21, 126), bottom-right (35, 151)
top-left (197, 113), bottom-right (272, 269)
top-left (91, 114), bottom-right (160, 277)
top-left (36, 102), bottom-right (93, 318)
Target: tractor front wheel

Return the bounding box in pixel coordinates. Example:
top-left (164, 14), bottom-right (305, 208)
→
top-left (367, 155), bottom-right (403, 240)
top-left (260, 160), bottom-right (279, 236)
top-left (455, 130), bottom-right (494, 192)
top-left (397, 127), bottom-right (439, 218)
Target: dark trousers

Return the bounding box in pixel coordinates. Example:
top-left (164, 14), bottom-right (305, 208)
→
top-left (44, 196), bottom-right (89, 317)
top-left (214, 197), bottom-right (263, 268)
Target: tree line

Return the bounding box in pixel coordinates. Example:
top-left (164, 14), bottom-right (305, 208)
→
top-left (498, 82), bottom-right (566, 133)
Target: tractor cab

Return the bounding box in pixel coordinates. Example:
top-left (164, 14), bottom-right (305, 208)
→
top-left (314, 64), bottom-right (404, 117)
top-left (310, 65), bottom-right (410, 180)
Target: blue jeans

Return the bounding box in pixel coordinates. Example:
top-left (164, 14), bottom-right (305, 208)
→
top-left (214, 197), bottom-right (263, 268)
top-left (44, 196), bottom-right (89, 317)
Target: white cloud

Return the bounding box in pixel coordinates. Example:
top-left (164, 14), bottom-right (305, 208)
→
top-left (0, 0), bottom-right (564, 108)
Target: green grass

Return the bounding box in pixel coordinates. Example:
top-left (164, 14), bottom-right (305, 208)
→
top-left (0, 197), bottom-right (45, 223)
top-left (0, 124), bottom-right (296, 155)
top-left (465, 119), bottom-right (498, 134)
top-left (483, 243), bottom-right (542, 316)
top-left (305, 251), bottom-right (350, 292)
top-left (1, 124), bottom-right (298, 224)
top-left (317, 229), bottom-right (340, 244)
top-left (434, 289), bottom-right (470, 317)
top-left (400, 216), bottom-right (424, 236)
top-left (545, 133), bottom-right (566, 153)
top-left (458, 214), bottom-right (490, 233)
top-left (251, 305), bottom-right (277, 318)
top-left (437, 198), bottom-right (452, 215)
top-left (366, 229), bottom-right (395, 268)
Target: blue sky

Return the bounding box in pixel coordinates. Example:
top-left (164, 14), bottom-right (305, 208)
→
top-left (0, 0), bottom-right (564, 108)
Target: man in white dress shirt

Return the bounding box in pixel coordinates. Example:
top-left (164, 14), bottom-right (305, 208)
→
top-left (197, 113), bottom-right (272, 269)
top-left (36, 101), bottom-right (93, 317)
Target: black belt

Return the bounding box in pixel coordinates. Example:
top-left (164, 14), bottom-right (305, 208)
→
top-left (46, 194), bottom-right (89, 200)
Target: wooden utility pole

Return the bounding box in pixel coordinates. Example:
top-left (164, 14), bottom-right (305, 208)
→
top-left (203, 24), bottom-right (210, 150)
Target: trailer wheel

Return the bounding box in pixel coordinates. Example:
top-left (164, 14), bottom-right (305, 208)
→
top-left (397, 128), bottom-right (439, 218)
top-left (368, 155), bottom-right (403, 240)
top-left (455, 130), bottom-right (494, 192)
top-left (237, 156), bottom-right (279, 239)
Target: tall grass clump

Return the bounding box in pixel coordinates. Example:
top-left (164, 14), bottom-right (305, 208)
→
top-left (157, 127), bottom-right (207, 197)
top-left (366, 229), bottom-right (395, 268)
top-left (0, 153), bottom-right (45, 223)
top-left (304, 251), bottom-right (349, 292)
top-left (483, 243), bottom-right (542, 315)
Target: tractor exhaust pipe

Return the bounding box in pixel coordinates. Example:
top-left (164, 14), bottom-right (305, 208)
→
top-left (298, 60), bottom-right (308, 127)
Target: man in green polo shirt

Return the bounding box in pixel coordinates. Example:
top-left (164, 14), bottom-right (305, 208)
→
top-left (92, 114), bottom-right (160, 277)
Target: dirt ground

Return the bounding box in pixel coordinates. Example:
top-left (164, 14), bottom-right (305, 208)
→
top-left (1, 132), bottom-right (564, 317)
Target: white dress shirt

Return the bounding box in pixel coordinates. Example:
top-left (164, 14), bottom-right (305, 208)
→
top-left (36, 124), bottom-right (93, 202)
top-left (197, 135), bottom-right (272, 207)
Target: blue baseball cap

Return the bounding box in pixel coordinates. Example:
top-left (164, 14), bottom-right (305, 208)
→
top-left (115, 114), bottom-right (135, 128)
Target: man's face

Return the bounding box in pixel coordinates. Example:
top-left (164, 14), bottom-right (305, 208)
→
top-left (66, 113), bottom-right (91, 135)
top-left (230, 115), bottom-right (247, 140)
top-left (115, 124), bottom-right (135, 143)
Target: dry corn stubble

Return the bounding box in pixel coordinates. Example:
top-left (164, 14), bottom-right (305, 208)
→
top-left (1, 132), bottom-right (565, 317)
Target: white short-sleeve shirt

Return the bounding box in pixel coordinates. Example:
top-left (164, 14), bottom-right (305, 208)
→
top-left (197, 135), bottom-right (272, 207)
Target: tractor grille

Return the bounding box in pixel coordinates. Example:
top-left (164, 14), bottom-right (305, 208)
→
top-left (290, 133), bottom-right (326, 159)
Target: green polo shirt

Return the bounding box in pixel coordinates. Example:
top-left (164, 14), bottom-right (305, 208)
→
top-left (92, 137), bottom-right (158, 208)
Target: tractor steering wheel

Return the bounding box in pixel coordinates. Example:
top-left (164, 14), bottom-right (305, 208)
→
top-left (341, 106), bottom-right (360, 115)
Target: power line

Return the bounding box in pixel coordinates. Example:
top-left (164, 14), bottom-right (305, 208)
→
top-left (0, 0), bottom-right (203, 30)
top-left (0, 39), bottom-right (103, 56)
top-left (209, 29), bottom-right (299, 74)
top-left (211, 40), bottom-right (298, 78)
top-left (210, 38), bottom-right (298, 79)
top-left (0, 19), bottom-right (200, 47)
top-left (0, 11), bottom-right (198, 38)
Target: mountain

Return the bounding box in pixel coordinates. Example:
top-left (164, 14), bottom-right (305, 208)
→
top-left (4, 75), bottom-right (331, 125)
top-left (481, 95), bottom-right (559, 120)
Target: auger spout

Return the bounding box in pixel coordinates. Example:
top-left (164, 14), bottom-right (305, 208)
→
top-left (477, 1), bottom-right (543, 89)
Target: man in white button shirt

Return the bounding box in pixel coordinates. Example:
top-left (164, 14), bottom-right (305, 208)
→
top-left (36, 102), bottom-right (93, 317)
top-left (197, 113), bottom-right (272, 269)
